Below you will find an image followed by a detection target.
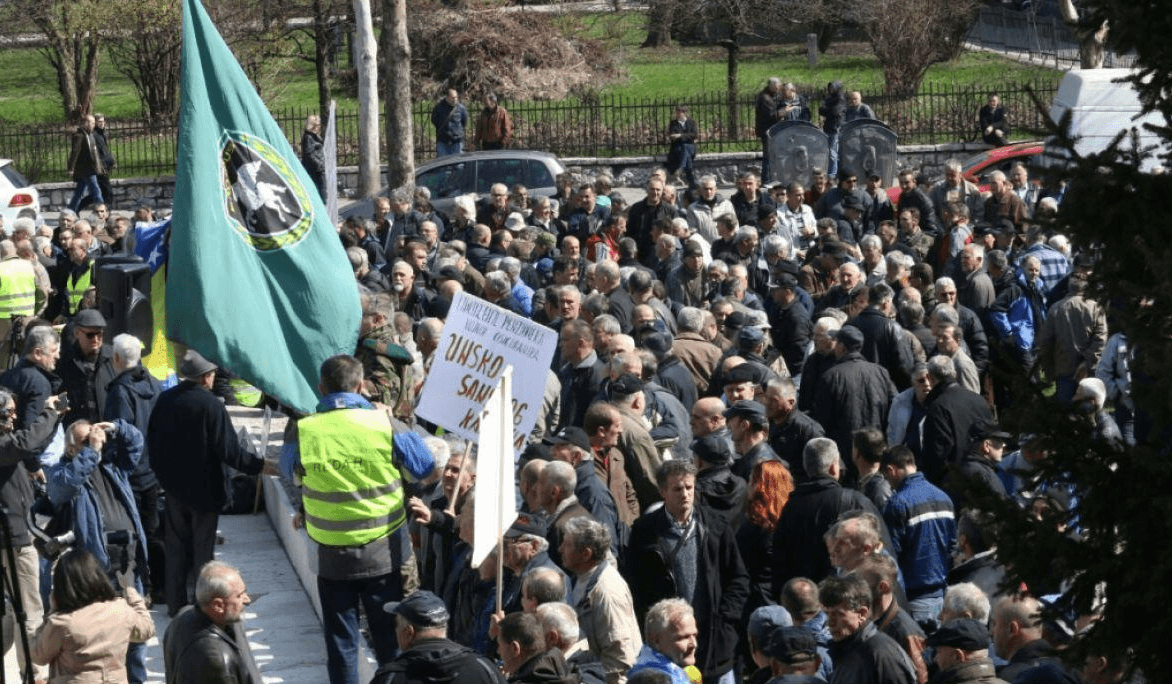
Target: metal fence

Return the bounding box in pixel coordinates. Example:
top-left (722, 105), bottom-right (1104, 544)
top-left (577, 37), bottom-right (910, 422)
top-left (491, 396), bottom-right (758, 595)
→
top-left (966, 3), bottom-right (1136, 70)
top-left (2, 78), bottom-right (1061, 184)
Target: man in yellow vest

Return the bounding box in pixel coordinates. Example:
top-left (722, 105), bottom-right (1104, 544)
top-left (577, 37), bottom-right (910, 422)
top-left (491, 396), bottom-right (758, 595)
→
top-left (60, 237), bottom-right (93, 317)
top-left (0, 239), bottom-right (36, 361)
top-left (282, 354), bottom-right (435, 684)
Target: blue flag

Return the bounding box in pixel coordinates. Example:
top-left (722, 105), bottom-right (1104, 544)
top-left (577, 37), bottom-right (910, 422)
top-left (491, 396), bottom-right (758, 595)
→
top-left (170, 0), bottom-right (360, 413)
top-left (133, 218), bottom-right (178, 388)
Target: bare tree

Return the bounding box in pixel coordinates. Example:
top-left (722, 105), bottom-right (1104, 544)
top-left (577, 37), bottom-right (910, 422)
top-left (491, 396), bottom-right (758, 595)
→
top-left (860, 0), bottom-right (982, 96)
top-left (4, 0), bottom-right (105, 121)
top-left (353, 0), bottom-right (380, 198)
top-left (1058, 0), bottom-right (1108, 69)
top-left (383, 0), bottom-right (414, 189)
top-left (107, 0), bottom-right (182, 123)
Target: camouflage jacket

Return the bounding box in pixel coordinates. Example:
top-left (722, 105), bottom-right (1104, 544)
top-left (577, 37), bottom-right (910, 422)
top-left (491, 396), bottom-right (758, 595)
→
top-left (356, 324), bottom-right (416, 422)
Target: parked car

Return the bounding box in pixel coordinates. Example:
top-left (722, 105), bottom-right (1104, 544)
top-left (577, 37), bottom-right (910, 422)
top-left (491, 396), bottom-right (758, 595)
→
top-left (341, 150), bottom-right (566, 220)
top-left (0, 159), bottom-right (40, 227)
top-left (885, 140), bottom-right (1044, 205)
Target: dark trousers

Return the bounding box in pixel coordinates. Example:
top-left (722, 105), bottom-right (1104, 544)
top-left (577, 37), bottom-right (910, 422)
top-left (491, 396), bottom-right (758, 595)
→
top-left (163, 496), bottom-right (218, 615)
top-left (318, 572), bottom-right (403, 684)
top-left (134, 485), bottom-right (165, 598)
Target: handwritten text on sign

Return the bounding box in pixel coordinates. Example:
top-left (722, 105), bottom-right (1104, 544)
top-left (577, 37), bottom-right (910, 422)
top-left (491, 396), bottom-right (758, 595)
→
top-left (415, 292), bottom-right (557, 453)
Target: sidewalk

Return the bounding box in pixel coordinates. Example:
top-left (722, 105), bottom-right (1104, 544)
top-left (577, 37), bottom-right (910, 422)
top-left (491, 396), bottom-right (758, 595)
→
top-left (3, 405), bottom-right (334, 683)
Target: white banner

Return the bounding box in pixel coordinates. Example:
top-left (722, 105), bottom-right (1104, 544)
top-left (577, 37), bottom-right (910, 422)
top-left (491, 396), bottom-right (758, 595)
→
top-left (471, 367), bottom-right (517, 569)
top-left (415, 292), bottom-right (558, 454)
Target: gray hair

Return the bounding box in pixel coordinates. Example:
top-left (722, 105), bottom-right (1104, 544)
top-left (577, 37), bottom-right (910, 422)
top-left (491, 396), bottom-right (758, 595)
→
top-left (767, 77), bottom-right (782, 88)
top-left (735, 226), bottom-right (758, 244)
top-left (934, 277), bottom-right (956, 293)
top-left (593, 314), bottom-right (621, 336)
top-left (500, 257), bottom-right (522, 280)
top-left (23, 326), bottom-right (60, 358)
top-left (987, 249), bottom-right (1009, 272)
top-left (347, 246), bottom-right (368, 271)
top-left (1077, 377), bottom-right (1107, 410)
top-left (485, 271), bottom-right (511, 297)
top-left (563, 516), bottom-right (610, 563)
top-left (860, 234), bottom-right (881, 251)
top-left (698, 174), bottom-right (717, 187)
top-left (390, 186), bottom-right (412, 204)
top-left (803, 437), bottom-right (839, 477)
top-left (763, 234), bottom-right (789, 258)
top-left (677, 307), bottom-right (704, 334)
top-left (195, 561), bottom-right (242, 607)
top-left (111, 333), bottom-right (143, 367)
top-left (964, 243), bottom-right (985, 260)
top-left (943, 582), bottom-right (991, 622)
top-left (535, 602), bottom-right (579, 644)
top-left (645, 598), bottom-right (694, 641)
top-left (927, 354), bottom-right (958, 384)
top-left (543, 460), bottom-right (577, 495)
top-left (423, 435), bottom-right (451, 473)
top-left (944, 158), bottom-right (963, 174)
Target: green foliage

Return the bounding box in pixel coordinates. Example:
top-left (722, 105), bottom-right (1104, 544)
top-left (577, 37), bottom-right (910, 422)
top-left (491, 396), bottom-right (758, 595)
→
top-left (979, 2), bottom-right (1172, 678)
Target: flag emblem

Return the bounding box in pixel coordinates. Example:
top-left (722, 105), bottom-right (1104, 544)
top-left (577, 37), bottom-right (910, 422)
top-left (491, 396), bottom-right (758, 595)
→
top-left (220, 130), bottom-right (313, 251)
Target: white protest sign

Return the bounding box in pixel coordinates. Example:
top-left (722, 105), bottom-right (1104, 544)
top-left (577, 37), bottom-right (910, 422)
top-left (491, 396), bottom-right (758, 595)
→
top-left (416, 292), bottom-right (558, 454)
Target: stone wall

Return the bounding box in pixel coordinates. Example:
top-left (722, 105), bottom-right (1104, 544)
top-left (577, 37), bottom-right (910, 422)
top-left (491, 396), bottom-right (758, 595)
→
top-left (35, 142), bottom-right (988, 214)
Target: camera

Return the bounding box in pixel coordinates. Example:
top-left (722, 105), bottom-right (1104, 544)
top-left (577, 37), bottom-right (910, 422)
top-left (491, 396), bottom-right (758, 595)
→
top-left (55, 393), bottom-right (70, 413)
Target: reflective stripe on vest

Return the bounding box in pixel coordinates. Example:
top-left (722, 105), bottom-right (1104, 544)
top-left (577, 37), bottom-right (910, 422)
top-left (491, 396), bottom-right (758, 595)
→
top-left (298, 408), bottom-right (404, 547)
top-left (0, 258), bottom-right (35, 317)
top-left (68, 267), bottom-right (92, 315)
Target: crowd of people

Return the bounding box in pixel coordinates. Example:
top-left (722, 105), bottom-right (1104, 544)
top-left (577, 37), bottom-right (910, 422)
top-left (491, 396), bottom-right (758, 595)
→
top-left (320, 140), bottom-right (1133, 684)
top-left (3, 95), bottom-right (1128, 684)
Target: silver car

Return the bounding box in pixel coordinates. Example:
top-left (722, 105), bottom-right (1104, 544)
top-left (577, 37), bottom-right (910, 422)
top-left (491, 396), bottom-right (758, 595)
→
top-left (342, 150), bottom-right (565, 219)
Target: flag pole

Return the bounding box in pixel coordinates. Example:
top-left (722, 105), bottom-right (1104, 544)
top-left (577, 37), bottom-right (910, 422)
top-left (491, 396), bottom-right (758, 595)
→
top-left (495, 368), bottom-right (512, 612)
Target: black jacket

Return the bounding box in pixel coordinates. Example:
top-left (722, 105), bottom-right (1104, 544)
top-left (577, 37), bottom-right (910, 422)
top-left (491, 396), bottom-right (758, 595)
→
top-left (147, 380), bottom-right (264, 512)
top-left (0, 404), bottom-right (60, 546)
top-left (811, 352), bottom-right (897, 469)
top-left (696, 465), bottom-right (746, 531)
top-left (772, 476), bottom-right (887, 592)
top-left (769, 409), bottom-right (825, 482)
top-left (920, 381), bottom-right (994, 485)
top-left (557, 353), bottom-right (606, 431)
top-left (768, 297), bottom-right (812, 376)
top-left (849, 307), bottom-right (916, 390)
top-left (623, 505), bottom-right (750, 681)
top-left (1, 357), bottom-right (62, 429)
top-left (372, 637), bottom-right (507, 684)
top-left (826, 622), bottom-right (916, 684)
top-left (996, 640), bottom-right (1057, 683)
top-left (509, 649), bottom-right (580, 684)
top-left (104, 365), bottom-right (162, 491)
top-left (945, 451), bottom-right (1008, 513)
top-left (163, 606), bottom-right (261, 684)
top-left (57, 341), bottom-right (117, 425)
top-left (946, 551), bottom-right (1005, 605)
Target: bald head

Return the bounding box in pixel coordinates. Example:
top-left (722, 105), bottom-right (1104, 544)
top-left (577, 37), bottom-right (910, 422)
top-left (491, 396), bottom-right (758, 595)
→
top-left (691, 397), bottom-right (726, 437)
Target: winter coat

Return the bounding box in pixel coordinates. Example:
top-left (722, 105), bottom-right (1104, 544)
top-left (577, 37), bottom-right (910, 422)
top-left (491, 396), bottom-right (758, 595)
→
top-left (0, 402), bottom-right (60, 547)
top-left (432, 99), bottom-right (470, 144)
top-left (67, 128), bottom-right (105, 181)
top-left (811, 352), bottom-right (897, 462)
top-left (57, 341), bottom-right (117, 425)
top-left (624, 505), bottom-right (749, 682)
top-left (920, 382), bottom-right (994, 485)
top-left (931, 657), bottom-right (1007, 684)
top-left (849, 307), bottom-right (916, 390)
top-left (571, 560), bottom-right (642, 684)
top-left (946, 451), bottom-right (1007, 513)
top-left (883, 473), bottom-right (956, 600)
top-left (104, 365), bottom-right (161, 491)
top-left (988, 271), bottom-right (1045, 367)
top-left (768, 409), bottom-right (824, 482)
top-left (772, 476), bottom-right (888, 591)
top-left (826, 622), bottom-right (916, 684)
top-left (46, 419), bottom-right (149, 575)
top-left (509, 649), bottom-right (580, 684)
top-left (696, 465), bottom-right (746, 531)
top-left (820, 82), bottom-right (845, 134)
top-left (163, 605), bottom-right (262, 684)
top-left (147, 380), bottom-right (264, 513)
top-left (32, 587), bottom-right (154, 684)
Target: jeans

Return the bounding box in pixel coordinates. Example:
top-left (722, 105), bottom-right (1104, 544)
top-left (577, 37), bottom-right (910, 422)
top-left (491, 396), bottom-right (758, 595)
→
top-left (318, 570), bottom-right (403, 684)
top-left (907, 595), bottom-right (944, 631)
top-left (436, 139), bottom-right (463, 157)
top-left (69, 174), bottom-right (104, 212)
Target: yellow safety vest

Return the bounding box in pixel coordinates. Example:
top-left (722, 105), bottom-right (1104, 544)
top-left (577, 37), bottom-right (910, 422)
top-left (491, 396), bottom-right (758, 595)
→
top-left (67, 266), bottom-right (92, 315)
top-left (0, 257), bottom-right (35, 318)
top-left (298, 408), bottom-right (405, 547)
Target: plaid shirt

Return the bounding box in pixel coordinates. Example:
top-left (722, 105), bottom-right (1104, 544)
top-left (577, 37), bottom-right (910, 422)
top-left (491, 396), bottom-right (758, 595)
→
top-left (1016, 243), bottom-right (1071, 297)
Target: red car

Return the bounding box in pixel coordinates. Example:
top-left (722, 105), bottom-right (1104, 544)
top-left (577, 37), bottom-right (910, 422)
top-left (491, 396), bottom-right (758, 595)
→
top-left (885, 140), bottom-right (1045, 204)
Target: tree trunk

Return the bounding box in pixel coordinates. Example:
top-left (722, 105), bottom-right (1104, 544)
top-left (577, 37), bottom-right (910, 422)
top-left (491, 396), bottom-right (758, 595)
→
top-left (642, 0), bottom-right (674, 47)
top-left (1057, 0), bottom-right (1107, 69)
top-left (313, 0), bottom-right (333, 118)
top-left (816, 23), bottom-right (837, 53)
top-left (382, 0), bottom-right (414, 189)
top-left (352, 0), bottom-right (381, 198)
top-left (720, 39), bottom-right (739, 140)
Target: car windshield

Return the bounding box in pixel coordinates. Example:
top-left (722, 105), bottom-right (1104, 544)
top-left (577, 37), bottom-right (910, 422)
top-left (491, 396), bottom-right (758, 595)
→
top-left (417, 161), bottom-right (472, 198)
top-left (475, 158), bottom-right (527, 194)
top-left (0, 165), bottom-right (29, 189)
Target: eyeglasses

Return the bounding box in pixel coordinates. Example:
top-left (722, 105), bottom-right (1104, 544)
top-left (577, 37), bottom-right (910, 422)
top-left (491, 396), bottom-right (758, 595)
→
top-left (80, 330), bottom-right (104, 339)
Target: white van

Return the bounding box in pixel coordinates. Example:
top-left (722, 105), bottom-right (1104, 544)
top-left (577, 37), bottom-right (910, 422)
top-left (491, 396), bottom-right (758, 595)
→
top-left (1046, 68), bottom-right (1167, 171)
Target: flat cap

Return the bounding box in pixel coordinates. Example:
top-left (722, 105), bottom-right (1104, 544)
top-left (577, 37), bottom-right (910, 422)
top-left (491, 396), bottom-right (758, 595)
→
top-left (830, 324), bottom-right (864, 351)
top-left (723, 399), bottom-right (768, 427)
top-left (547, 426), bottom-right (592, 453)
top-left (926, 618), bottom-right (989, 651)
top-left (691, 432), bottom-right (735, 465)
top-left (179, 349), bottom-right (217, 379)
top-left (74, 309), bottom-right (106, 329)
top-left (383, 591), bottom-right (450, 627)
top-left (763, 626), bottom-right (818, 663)
top-left (610, 373), bottom-right (645, 397)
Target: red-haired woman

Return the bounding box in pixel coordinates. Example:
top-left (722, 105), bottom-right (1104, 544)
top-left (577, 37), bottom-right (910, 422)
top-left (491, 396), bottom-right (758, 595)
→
top-left (736, 459), bottom-right (795, 614)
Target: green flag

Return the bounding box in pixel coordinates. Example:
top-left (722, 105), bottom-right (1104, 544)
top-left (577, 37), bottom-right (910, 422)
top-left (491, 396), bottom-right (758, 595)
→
top-left (170, 0), bottom-right (360, 413)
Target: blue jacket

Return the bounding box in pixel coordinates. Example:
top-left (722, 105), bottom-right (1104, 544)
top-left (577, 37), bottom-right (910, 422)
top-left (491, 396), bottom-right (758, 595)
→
top-left (988, 270), bottom-right (1046, 361)
top-left (47, 419), bottom-right (148, 574)
top-left (431, 99), bottom-right (469, 144)
top-left (883, 472), bottom-right (956, 600)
